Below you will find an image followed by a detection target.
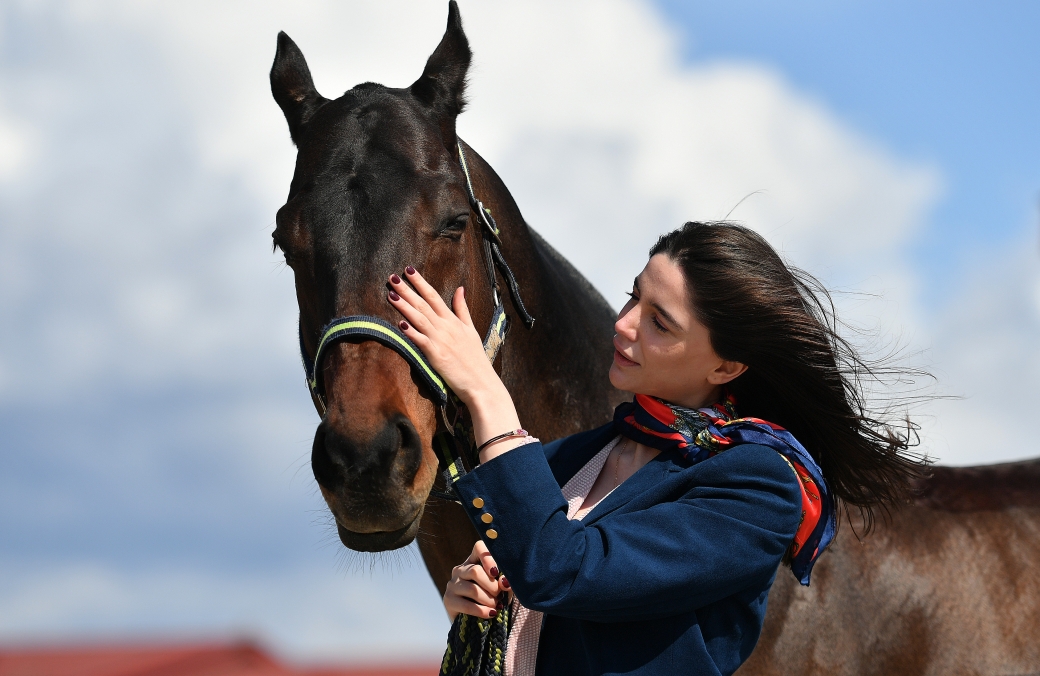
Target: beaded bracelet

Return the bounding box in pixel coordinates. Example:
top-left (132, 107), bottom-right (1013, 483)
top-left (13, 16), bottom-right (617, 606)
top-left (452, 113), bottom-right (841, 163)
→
top-left (476, 428), bottom-right (529, 454)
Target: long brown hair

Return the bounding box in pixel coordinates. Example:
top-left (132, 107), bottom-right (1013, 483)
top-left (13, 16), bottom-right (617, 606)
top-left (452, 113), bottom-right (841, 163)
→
top-left (651, 221), bottom-right (927, 530)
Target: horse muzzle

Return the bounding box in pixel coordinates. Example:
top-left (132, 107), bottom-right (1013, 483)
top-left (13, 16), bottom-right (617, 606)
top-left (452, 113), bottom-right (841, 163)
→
top-left (312, 415), bottom-right (429, 550)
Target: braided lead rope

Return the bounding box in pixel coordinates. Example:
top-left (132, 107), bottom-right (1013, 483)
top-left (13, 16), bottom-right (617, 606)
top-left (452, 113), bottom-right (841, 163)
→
top-left (440, 591), bottom-right (513, 676)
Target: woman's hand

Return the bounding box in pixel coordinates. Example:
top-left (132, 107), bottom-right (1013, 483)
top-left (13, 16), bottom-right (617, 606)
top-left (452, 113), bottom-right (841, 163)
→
top-left (443, 540), bottom-right (511, 622)
top-left (387, 267), bottom-right (499, 405)
top-left (388, 267), bottom-right (524, 461)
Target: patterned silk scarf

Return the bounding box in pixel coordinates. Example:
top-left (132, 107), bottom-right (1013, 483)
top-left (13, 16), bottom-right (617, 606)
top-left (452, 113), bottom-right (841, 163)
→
top-left (613, 392), bottom-right (836, 585)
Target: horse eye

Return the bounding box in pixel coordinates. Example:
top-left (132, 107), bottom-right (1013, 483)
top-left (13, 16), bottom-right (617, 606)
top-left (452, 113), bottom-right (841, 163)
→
top-left (272, 233), bottom-right (293, 265)
top-left (438, 214), bottom-right (468, 238)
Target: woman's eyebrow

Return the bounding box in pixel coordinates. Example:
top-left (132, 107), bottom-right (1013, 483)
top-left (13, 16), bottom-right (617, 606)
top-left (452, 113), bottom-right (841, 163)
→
top-left (651, 302), bottom-right (684, 331)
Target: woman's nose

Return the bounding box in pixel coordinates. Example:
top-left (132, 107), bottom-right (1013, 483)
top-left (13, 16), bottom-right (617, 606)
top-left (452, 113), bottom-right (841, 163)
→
top-left (615, 305), bottom-right (638, 340)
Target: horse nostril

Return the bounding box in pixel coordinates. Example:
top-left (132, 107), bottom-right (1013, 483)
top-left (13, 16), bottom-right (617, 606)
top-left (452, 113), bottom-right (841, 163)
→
top-left (312, 415), bottom-right (424, 492)
top-left (311, 421), bottom-right (341, 490)
top-left (396, 417), bottom-right (423, 482)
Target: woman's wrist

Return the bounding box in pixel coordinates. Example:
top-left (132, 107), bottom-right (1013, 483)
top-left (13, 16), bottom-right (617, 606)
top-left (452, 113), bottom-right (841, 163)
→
top-left (461, 380), bottom-right (514, 424)
top-left (464, 381), bottom-right (526, 463)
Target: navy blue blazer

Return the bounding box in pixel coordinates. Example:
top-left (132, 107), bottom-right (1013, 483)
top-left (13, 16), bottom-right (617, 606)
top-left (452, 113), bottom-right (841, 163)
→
top-left (453, 423), bottom-right (803, 676)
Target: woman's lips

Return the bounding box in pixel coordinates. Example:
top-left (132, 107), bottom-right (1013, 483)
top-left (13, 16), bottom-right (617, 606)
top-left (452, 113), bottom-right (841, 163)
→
top-left (613, 348), bottom-right (638, 367)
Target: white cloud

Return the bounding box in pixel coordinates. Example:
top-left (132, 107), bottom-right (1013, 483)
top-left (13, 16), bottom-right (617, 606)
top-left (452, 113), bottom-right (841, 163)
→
top-left (107, 0), bottom-right (940, 304)
top-left (919, 231), bottom-right (1040, 465)
top-left (0, 111), bottom-right (31, 179)
top-left (0, 0), bottom-right (941, 394)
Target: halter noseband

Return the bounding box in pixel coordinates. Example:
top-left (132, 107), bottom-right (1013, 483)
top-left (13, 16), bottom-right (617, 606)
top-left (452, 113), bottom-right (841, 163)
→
top-left (298, 141), bottom-right (533, 499)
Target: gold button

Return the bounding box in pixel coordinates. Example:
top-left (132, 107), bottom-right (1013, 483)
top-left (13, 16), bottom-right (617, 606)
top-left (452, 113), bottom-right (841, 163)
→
top-left (472, 497), bottom-right (484, 509)
top-left (485, 528), bottom-right (498, 540)
top-left (481, 513), bottom-right (494, 524)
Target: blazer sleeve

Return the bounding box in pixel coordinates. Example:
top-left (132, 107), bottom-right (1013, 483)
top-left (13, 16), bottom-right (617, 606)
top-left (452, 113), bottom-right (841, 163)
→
top-left (451, 441), bottom-right (802, 623)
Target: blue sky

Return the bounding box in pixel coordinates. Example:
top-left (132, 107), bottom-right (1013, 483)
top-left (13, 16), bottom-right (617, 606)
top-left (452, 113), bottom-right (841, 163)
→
top-left (0, 0), bottom-right (1037, 665)
top-left (658, 0), bottom-right (1040, 302)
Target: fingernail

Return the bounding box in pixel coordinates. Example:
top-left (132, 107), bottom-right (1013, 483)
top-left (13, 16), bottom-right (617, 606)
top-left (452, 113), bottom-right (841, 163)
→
top-left (489, 566), bottom-right (499, 578)
top-left (388, 291), bottom-right (400, 301)
top-left (496, 602), bottom-right (503, 610)
top-left (501, 577), bottom-right (510, 589)
top-left (405, 266), bottom-right (416, 275)
top-left (399, 321), bottom-right (409, 330)
top-left (390, 274), bottom-right (401, 284)
top-left (488, 609), bottom-right (497, 618)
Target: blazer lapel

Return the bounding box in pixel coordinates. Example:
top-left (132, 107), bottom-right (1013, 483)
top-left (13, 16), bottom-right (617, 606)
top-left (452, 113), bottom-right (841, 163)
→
top-left (581, 448), bottom-right (685, 525)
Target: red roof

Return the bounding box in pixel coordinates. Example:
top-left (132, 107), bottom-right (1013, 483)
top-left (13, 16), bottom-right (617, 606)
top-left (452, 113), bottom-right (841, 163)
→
top-left (0, 642), bottom-right (438, 676)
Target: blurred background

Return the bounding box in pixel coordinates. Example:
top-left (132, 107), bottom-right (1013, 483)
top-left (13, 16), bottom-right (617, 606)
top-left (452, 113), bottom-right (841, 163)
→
top-left (1, 0), bottom-right (1038, 668)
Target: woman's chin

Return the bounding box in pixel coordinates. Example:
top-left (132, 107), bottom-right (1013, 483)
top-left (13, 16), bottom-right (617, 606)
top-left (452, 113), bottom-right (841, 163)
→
top-left (608, 363), bottom-right (633, 391)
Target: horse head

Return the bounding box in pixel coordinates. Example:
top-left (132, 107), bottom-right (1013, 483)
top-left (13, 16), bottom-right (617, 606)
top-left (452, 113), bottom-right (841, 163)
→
top-left (270, 3), bottom-right (496, 552)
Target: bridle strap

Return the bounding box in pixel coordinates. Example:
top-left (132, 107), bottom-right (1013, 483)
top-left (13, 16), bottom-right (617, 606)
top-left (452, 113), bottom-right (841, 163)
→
top-left (457, 142), bottom-right (536, 329)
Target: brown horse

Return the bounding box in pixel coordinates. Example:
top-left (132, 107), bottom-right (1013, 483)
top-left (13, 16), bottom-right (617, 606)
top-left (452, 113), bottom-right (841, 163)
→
top-left (270, 3), bottom-right (1040, 673)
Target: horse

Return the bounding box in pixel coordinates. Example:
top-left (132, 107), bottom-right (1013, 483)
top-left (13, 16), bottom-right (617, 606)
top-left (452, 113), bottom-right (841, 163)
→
top-left (270, 3), bottom-right (1040, 673)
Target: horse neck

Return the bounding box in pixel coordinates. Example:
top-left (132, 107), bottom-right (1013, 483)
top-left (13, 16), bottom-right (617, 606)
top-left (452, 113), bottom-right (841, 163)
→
top-left (462, 143), bottom-right (625, 439)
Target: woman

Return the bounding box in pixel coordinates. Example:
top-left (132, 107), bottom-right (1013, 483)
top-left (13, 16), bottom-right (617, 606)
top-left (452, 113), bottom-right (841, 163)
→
top-left (386, 221), bottom-right (922, 676)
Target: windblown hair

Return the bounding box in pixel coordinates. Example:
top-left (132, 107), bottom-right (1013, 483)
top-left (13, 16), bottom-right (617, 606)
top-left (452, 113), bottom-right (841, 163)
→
top-left (650, 221), bottom-right (927, 530)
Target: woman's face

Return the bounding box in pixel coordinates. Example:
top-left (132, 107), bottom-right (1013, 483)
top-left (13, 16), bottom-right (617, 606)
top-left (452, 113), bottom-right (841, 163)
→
top-left (609, 254), bottom-right (746, 409)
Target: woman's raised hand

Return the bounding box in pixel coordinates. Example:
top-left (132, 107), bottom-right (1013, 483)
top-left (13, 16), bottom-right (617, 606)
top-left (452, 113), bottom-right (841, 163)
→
top-left (388, 267), bottom-right (524, 461)
top-left (387, 267), bottom-right (500, 406)
top-left (443, 540), bottom-right (510, 621)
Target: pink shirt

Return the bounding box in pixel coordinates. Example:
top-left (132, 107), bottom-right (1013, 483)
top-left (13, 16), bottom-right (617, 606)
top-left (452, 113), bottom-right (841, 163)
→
top-left (504, 436), bottom-right (622, 676)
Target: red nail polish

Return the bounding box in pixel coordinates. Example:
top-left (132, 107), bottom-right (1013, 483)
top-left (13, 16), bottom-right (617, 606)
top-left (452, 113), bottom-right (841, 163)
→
top-left (488, 609), bottom-right (497, 618)
top-left (490, 567), bottom-right (499, 578)
top-left (399, 321), bottom-right (409, 330)
top-left (388, 291), bottom-right (400, 301)
top-left (501, 577), bottom-right (510, 589)
top-left (496, 602), bottom-right (503, 610)
top-left (405, 266), bottom-right (416, 275)
top-left (390, 274), bottom-right (401, 284)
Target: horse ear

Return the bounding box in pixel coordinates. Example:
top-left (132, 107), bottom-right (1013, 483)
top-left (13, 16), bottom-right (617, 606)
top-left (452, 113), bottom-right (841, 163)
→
top-left (271, 32), bottom-right (328, 146)
top-left (410, 1), bottom-right (471, 152)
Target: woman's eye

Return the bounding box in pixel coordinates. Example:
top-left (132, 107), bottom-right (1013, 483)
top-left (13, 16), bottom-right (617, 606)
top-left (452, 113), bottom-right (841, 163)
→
top-left (651, 316), bottom-right (667, 333)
